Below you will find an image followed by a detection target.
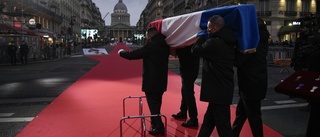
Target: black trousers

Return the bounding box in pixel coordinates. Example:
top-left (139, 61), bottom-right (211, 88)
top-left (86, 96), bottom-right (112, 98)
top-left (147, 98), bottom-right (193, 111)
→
top-left (198, 103), bottom-right (232, 137)
top-left (306, 102), bottom-right (320, 137)
top-left (177, 46), bottom-right (200, 121)
top-left (145, 92), bottom-right (164, 130)
top-left (179, 78), bottom-right (198, 120)
top-left (232, 98), bottom-right (263, 137)
top-left (9, 54), bottom-right (17, 65)
top-left (20, 54), bottom-right (28, 64)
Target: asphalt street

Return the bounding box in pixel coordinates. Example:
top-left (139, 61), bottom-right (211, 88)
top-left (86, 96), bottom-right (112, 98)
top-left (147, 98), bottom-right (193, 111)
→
top-left (0, 44), bottom-right (310, 137)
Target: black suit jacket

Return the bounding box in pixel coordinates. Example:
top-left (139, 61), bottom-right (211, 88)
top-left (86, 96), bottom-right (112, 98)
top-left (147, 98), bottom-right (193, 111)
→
top-left (192, 27), bottom-right (236, 105)
top-left (120, 34), bottom-right (170, 92)
top-left (235, 25), bottom-right (270, 100)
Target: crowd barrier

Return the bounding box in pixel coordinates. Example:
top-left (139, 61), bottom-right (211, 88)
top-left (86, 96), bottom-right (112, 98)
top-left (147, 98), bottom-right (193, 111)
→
top-left (1, 45), bottom-right (295, 69)
top-left (0, 45), bottom-right (83, 64)
top-left (267, 46), bottom-right (294, 73)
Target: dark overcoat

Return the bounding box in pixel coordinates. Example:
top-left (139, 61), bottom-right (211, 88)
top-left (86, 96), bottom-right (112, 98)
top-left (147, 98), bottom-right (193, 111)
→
top-left (119, 33), bottom-right (170, 92)
top-left (192, 27), bottom-right (236, 105)
top-left (7, 45), bottom-right (17, 56)
top-left (235, 25), bottom-right (270, 100)
top-left (20, 43), bottom-right (29, 55)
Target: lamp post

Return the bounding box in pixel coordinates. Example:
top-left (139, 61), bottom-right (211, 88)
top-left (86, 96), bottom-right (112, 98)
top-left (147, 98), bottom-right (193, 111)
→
top-left (185, 4), bottom-right (191, 13)
top-left (185, 1), bottom-right (194, 14)
top-left (70, 16), bottom-right (76, 42)
top-left (50, 5), bottom-right (58, 45)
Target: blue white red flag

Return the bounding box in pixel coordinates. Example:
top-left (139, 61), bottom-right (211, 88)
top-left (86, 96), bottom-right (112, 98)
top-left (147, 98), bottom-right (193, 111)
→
top-left (149, 4), bottom-right (259, 53)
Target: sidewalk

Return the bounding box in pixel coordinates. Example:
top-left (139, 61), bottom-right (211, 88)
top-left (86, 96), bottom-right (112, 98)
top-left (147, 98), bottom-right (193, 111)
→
top-left (0, 51), bottom-right (83, 66)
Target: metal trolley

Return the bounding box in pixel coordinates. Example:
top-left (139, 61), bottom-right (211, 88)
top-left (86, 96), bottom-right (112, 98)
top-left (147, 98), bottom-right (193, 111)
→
top-left (120, 96), bottom-right (167, 137)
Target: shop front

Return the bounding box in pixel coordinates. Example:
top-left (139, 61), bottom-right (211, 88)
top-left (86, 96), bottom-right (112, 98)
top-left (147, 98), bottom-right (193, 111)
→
top-left (0, 22), bottom-right (38, 63)
top-left (278, 20), bottom-right (302, 45)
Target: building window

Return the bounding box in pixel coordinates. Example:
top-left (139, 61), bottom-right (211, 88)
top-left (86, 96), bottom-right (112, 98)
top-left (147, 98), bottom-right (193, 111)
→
top-left (301, 0), bottom-right (311, 12)
top-left (259, 0), bottom-right (269, 11)
top-left (285, 0), bottom-right (297, 16)
top-left (286, 0), bottom-right (297, 11)
top-left (266, 21), bottom-right (271, 25)
top-left (257, 0), bottom-right (271, 17)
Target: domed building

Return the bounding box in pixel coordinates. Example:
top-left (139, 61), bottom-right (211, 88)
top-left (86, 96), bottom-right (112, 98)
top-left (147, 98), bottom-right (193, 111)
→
top-left (106, 0), bottom-right (135, 43)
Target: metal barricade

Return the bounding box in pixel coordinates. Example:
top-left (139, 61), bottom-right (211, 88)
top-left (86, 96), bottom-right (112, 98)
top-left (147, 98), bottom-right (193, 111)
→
top-left (268, 46), bottom-right (294, 73)
top-left (120, 96), bottom-right (167, 137)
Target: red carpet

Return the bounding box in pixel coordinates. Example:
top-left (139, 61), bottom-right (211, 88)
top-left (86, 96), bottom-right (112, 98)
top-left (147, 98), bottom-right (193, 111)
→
top-left (16, 43), bottom-right (283, 137)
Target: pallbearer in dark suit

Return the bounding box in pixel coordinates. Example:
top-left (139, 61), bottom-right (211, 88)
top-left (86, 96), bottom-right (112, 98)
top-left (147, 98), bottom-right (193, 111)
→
top-left (172, 45), bottom-right (200, 127)
top-left (305, 34), bottom-right (320, 137)
top-left (192, 15), bottom-right (236, 137)
top-left (118, 27), bottom-right (170, 136)
top-left (231, 18), bottom-right (270, 137)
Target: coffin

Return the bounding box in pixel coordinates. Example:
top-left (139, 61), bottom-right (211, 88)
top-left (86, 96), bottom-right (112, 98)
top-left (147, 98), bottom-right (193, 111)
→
top-left (149, 4), bottom-right (260, 53)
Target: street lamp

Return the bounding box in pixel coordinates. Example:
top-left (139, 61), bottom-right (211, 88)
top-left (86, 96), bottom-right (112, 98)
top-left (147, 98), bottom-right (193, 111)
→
top-left (185, 4), bottom-right (191, 13)
top-left (50, 5), bottom-right (58, 45)
top-left (70, 16), bottom-right (76, 42)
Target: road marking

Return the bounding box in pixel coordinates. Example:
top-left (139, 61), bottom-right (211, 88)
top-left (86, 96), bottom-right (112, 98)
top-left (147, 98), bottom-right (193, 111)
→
top-left (275, 100), bottom-right (297, 104)
top-left (71, 55), bottom-right (84, 57)
top-left (0, 113), bottom-right (14, 117)
top-left (261, 103), bottom-right (308, 110)
top-left (0, 117), bottom-right (34, 122)
top-left (0, 97), bottom-right (54, 104)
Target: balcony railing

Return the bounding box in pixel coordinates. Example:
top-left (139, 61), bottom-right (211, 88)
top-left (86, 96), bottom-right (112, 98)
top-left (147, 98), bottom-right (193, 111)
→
top-left (300, 12), bottom-right (313, 17)
top-left (10, 0), bottom-right (63, 22)
top-left (81, 19), bottom-right (89, 24)
top-left (257, 11), bottom-right (272, 17)
top-left (285, 11), bottom-right (297, 17)
top-left (173, 1), bottom-right (184, 13)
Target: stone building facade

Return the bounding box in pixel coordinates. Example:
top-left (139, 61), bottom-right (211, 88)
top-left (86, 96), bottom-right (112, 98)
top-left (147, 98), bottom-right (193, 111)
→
top-left (105, 0), bottom-right (135, 43)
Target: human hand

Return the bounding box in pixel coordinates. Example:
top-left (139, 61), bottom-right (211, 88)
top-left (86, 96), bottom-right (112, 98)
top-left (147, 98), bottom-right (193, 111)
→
top-left (196, 35), bottom-right (207, 44)
top-left (118, 49), bottom-right (124, 54)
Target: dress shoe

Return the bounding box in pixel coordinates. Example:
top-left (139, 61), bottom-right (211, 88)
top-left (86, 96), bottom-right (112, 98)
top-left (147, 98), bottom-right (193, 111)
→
top-left (181, 119), bottom-right (198, 127)
top-left (172, 112), bottom-right (187, 119)
top-left (148, 128), bottom-right (164, 136)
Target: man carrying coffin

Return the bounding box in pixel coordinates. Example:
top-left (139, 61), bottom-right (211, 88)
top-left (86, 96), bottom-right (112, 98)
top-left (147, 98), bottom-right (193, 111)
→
top-left (118, 27), bottom-right (170, 136)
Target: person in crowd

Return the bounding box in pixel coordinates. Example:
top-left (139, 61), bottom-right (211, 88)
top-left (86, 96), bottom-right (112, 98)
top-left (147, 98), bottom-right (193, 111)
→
top-left (290, 26), bottom-right (310, 71)
top-left (30, 42), bottom-right (37, 61)
top-left (118, 27), bottom-right (170, 136)
top-left (171, 45), bottom-right (200, 128)
top-left (305, 45), bottom-right (320, 137)
top-left (231, 18), bottom-right (270, 137)
top-left (44, 44), bottom-right (50, 60)
top-left (59, 43), bottom-right (64, 57)
top-left (20, 41), bottom-right (29, 64)
top-left (7, 41), bottom-right (18, 65)
top-left (290, 25), bottom-right (312, 111)
top-left (191, 15), bottom-right (236, 137)
top-left (67, 42), bottom-right (72, 55)
top-left (300, 28), bottom-right (320, 137)
top-left (51, 43), bottom-right (57, 58)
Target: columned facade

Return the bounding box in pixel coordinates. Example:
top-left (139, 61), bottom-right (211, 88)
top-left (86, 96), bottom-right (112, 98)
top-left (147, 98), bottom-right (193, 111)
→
top-left (106, 0), bottom-right (135, 43)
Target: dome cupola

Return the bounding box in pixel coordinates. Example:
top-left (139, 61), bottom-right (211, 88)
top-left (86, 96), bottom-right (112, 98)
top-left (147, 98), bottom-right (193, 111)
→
top-left (114, 0), bottom-right (127, 13)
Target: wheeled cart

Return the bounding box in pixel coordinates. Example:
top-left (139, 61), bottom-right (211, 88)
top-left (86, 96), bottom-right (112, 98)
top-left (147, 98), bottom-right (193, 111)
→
top-left (120, 96), bottom-right (167, 137)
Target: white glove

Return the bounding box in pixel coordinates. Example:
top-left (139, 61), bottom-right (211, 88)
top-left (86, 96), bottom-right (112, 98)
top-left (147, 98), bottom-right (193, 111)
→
top-left (118, 49), bottom-right (124, 54)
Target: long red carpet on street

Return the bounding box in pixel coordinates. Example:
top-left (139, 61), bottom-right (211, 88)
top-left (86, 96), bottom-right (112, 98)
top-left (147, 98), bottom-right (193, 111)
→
top-left (16, 43), bottom-right (283, 137)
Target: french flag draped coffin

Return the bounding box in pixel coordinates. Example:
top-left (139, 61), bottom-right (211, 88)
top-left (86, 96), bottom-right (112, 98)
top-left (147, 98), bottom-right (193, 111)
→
top-left (149, 4), bottom-right (260, 53)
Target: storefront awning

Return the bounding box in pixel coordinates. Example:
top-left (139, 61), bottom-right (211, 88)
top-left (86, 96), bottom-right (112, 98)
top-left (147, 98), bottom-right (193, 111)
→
top-left (0, 24), bottom-right (37, 36)
top-left (278, 26), bottom-right (301, 35)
